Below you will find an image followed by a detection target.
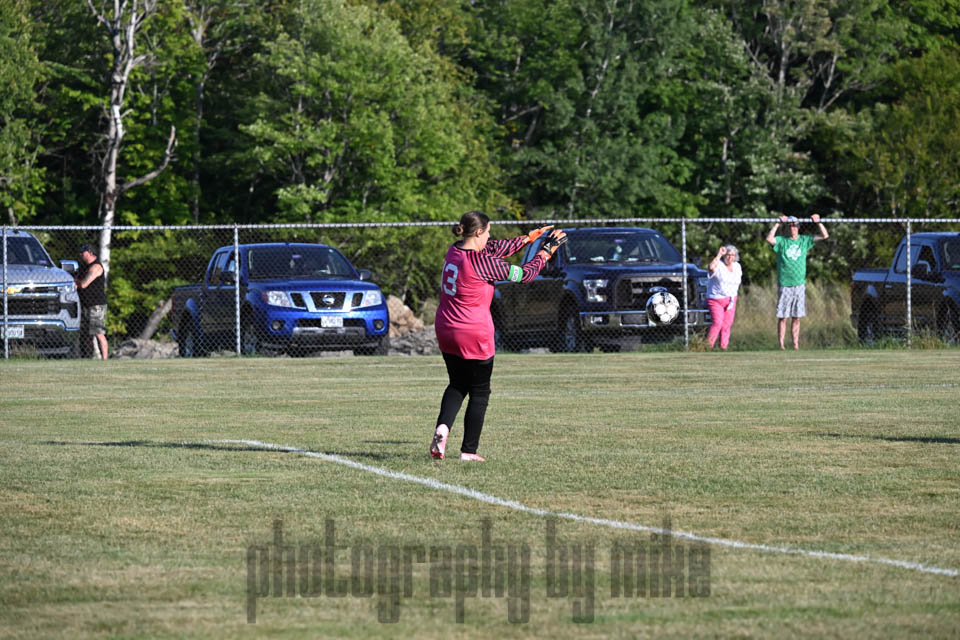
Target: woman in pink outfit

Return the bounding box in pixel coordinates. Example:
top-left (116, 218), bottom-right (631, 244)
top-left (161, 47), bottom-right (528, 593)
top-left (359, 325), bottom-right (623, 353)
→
top-left (430, 211), bottom-right (566, 462)
top-left (706, 245), bottom-right (742, 350)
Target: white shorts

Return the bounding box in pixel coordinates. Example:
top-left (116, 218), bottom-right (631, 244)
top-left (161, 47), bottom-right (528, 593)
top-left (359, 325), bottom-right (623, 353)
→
top-left (776, 284), bottom-right (805, 318)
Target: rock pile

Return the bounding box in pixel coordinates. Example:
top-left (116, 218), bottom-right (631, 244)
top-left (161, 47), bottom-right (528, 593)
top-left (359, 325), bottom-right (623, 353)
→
top-left (386, 295), bottom-right (424, 337)
top-left (111, 338), bottom-right (179, 359)
top-left (385, 295), bottom-right (437, 355)
top-left (388, 326), bottom-right (439, 356)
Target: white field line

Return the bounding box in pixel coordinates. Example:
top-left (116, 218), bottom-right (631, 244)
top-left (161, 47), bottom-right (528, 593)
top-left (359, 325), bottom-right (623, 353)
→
top-left (215, 439), bottom-right (958, 579)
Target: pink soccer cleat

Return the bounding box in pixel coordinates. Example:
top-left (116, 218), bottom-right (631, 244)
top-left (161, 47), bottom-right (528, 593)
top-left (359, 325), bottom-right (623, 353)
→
top-left (430, 425), bottom-right (449, 460)
top-left (459, 453), bottom-right (485, 462)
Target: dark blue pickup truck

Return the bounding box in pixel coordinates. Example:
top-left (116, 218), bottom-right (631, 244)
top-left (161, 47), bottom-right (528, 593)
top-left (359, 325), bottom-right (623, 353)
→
top-left (492, 227), bottom-right (711, 352)
top-left (851, 233), bottom-right (960, 342)
top-left (171, 242), bottom-right (389, 356)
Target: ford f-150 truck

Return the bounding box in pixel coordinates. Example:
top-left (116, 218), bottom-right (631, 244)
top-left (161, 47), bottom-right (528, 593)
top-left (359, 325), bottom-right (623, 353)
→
top-left (851, 233), bottom-right (960, 342)
top-left (1, 229), bottom-right (81, 356)
top-left (492, 227), bottom-right (711, 351)
top-left (171, 242), bottom-right (389, 356)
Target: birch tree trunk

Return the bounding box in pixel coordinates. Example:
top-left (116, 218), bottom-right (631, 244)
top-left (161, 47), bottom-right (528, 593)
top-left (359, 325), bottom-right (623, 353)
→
top-left (87, 0), bottom-right (176, 277)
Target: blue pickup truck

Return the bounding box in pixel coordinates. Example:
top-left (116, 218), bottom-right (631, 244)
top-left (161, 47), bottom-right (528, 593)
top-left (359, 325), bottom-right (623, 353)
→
top-left (851, 233), bottom-right (960, 342)
top-left (171, 242), bottom-right (389, 357)
top-left (492, 227), bottom-right (711, 352)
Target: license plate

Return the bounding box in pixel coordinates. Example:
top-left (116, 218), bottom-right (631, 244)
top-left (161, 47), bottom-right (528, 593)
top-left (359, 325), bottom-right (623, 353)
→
top-left (320, 316), bottom-right (343, 328)
top-left (1, 325), bottom-right (24, 339)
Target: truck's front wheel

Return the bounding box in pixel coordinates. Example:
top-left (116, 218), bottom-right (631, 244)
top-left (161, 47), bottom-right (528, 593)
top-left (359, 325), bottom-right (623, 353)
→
top-left (857, 304), bottom-right (881, 344)
top-left (240, 318), bottom-right (260, 356)
top-left (355, 335), bottom-right (390, 356)
top-left (937, 303), bottom-right (959, 344)
top-left (557, 308), bottom-right (588, 353)
top-left (178, 322), bottom-right (201, 358)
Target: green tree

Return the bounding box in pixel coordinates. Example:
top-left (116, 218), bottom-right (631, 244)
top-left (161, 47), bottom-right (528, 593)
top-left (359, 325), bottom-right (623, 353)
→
top-left (85, 0), bottom-right (180, 272)
top-left (27, 0), bottom-right (102, 224)
top-left (0, 0), bottom-right (46, 223)
top-left (467, 0), bottom-right (708, 219)
top-left (840, 47), bottom-right (960, 219)
top-left (236, 0), bottom-right (506, 302)
top-left (895, 0), bottom-right (960, 53)
top-left (29, 0), bottom-right (209, 335)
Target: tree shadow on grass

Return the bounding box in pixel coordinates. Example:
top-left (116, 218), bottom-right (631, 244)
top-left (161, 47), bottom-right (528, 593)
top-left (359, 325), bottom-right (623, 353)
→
top-left (819, 433), bottom-right (960, 445)
top-left (39, 440), bottom-right (404, 461)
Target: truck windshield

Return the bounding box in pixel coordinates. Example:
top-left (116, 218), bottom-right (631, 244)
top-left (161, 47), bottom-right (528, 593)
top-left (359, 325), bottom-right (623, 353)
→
top-left (943, 238), bottom-right (960, 271)
top-left (3, 236), bottom-right (52, 266)
top-left (566, 232), bottom-right (682, 264)
top-left (247, 246), bottom-right (355, 280)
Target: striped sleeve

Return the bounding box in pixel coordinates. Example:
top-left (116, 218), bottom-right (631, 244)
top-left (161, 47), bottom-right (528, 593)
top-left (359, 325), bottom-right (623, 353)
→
top-left (468, 251), bottom-right (547, 284)
top-left (483, 236), bottom-right (527, 259)
top-left (467, 251), bottom-right (511, 283)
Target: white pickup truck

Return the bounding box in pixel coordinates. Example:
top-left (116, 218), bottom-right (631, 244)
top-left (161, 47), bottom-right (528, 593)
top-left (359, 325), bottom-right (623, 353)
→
top-left (1, 229), bottom-right (82, 356)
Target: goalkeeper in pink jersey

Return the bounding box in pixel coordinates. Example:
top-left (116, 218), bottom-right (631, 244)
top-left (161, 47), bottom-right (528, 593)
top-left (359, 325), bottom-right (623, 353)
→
top-left (430, 210), bottom-right (566, 461)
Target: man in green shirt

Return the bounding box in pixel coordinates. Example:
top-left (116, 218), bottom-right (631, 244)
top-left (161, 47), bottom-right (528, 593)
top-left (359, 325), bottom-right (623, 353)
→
top-left (765, 214), bottom-right (829, 350)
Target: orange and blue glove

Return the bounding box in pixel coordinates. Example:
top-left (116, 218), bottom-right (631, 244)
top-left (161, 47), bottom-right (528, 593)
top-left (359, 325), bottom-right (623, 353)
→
top-left (524, 225), bottom-right (554, 244)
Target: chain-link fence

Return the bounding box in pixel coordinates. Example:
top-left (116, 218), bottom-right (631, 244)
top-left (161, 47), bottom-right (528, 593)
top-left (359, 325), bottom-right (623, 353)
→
top-left (3, 219), bottom-right (958, 359)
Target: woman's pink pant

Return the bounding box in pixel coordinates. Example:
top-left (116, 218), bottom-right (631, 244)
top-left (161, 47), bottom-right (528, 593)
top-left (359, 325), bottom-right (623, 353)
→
top-left (707, 296), bottom-right (737, 350)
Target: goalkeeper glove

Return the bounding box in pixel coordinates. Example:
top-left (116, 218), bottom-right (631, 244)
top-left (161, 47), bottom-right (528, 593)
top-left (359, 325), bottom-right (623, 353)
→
top-left (524, 225), bottom-right (554, 244)
top-left (538, 229), bottom-right (567, 260)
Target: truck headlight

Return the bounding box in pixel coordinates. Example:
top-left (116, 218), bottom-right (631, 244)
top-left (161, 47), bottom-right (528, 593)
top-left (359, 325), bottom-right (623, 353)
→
top-left (357, 290), bottom-right (383, 308)
top-left (58, 283), bottom-right (76, 296)
top-left (582, 279), bottom-right (608, 303)
top-left (263, 290), bottom-right (293, 307)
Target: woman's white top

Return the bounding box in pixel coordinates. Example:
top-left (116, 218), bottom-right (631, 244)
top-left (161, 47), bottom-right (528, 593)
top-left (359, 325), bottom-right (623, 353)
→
top-left (707, 261), bottom-right (742, 299)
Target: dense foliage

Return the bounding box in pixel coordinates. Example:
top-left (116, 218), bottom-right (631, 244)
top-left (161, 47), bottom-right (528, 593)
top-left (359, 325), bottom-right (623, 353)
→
top-left (2, 0), bottom-right (959, 332)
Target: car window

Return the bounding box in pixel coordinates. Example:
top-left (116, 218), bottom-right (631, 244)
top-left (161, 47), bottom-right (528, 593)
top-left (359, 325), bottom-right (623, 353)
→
top-left (566, 232), bottom-right (681, 264)
top-left (893, 245), bottom-right (921, 274)
top-left (208, 251), bottom-right (229, 286)
top-left (4, 236), bottom-right (51, 266)
top-left (894, 243), bottom-right (938, 274)
top-left (943, 239), bottom-right (960, 270)
top-left (247, 246), bottom-right (355, 280)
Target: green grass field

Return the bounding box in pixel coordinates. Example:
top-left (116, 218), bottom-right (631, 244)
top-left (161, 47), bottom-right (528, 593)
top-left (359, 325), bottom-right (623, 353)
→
top-left (1, 350), bottom-right (958, 638)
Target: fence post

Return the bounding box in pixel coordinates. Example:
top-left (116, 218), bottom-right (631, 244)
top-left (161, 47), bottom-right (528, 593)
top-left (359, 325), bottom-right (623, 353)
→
top-left (905, 220), bottom-right (912, 348)
top-left (681, 220), bottom-right (689, 350)
top-left (234, 226), bottom-right (241, 356)
top-left (2, 226), bottom-right (7, 360)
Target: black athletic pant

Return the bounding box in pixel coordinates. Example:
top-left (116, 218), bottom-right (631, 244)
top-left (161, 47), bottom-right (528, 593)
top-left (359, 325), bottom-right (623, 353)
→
top-left (436, 352), bottom-right (494, 454)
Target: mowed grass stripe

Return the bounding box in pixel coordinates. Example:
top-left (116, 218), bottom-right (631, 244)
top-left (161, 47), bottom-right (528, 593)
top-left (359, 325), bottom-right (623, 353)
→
top-left (0, 349), bottom-right (957, 638)
top-left (208, 437), bottom-right (959, 578)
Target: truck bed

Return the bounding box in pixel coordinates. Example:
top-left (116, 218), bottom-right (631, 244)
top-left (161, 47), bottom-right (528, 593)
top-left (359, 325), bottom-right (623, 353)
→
top-left (851, 268), bottom-right (887, 282)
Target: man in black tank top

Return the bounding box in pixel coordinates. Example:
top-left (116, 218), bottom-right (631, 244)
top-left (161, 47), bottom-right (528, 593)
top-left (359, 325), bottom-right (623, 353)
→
top-left (77, 244), bottom-right (109, 359)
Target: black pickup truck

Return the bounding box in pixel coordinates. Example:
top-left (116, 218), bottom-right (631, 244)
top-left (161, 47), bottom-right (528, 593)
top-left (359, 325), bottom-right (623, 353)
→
top-left (851, 233), bottom-right (960, 342)
top-left (492, 227), bottom-right (710, 352)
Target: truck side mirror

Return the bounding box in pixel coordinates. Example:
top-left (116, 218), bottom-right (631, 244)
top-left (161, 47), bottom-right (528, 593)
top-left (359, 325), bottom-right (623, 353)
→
top-left (911, 261), bottom-right (932, 280)
top-left (357, 268), bottom-right (372, 281)
top-left (61, 260), bottom-right (79, 274)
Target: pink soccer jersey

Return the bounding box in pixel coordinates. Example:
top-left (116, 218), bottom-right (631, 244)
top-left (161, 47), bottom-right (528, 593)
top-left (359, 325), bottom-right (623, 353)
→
top-left (435, 237), bottom-right (545, 360)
